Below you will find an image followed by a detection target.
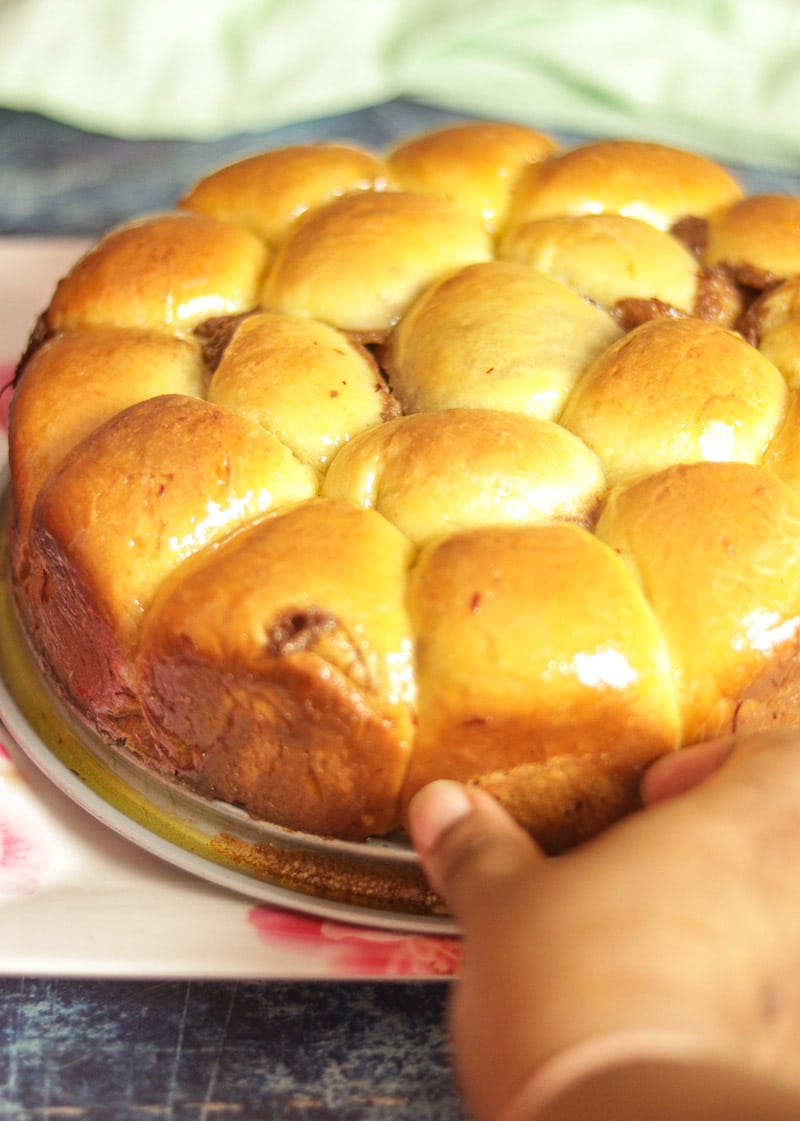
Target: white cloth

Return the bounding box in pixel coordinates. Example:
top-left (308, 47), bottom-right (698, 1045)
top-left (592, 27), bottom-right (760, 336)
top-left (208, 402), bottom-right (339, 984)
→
top-left (0, 0), bottom-right (797, 167)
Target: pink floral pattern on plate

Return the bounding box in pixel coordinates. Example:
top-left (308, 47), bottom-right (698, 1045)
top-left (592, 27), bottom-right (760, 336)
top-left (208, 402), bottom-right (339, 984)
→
top-left (0, 736), bottom-right (51, 895)
top-left (2, 362), bottom-right (48, 895)
top-left (249, 907), bottom-right (461, 978)
top-left (0, 816), bottom-right (50, 895)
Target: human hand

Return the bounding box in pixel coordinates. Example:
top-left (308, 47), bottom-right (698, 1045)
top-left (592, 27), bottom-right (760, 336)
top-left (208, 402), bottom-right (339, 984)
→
top-left (408, 730), bottom-right (800, 1120)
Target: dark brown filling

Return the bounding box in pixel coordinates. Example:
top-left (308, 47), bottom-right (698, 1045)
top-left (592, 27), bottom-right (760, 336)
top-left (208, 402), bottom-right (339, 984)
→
top-left (193, 311), bottom-right (255, 371)
top-left (265, 608), bottom-right (338, 657)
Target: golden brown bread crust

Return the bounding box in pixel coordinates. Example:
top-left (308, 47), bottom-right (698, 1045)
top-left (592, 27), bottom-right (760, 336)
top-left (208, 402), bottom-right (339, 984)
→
top-left (498, 213), bottom-right (701, 316)
top-left (385, 259), bottom-right (622, 417)
top-left (703, 194), bottom-right (800, 286)
top-left (45, 213), bottom-right (269, 335)
top-left (207, 311), bottom-right (399, 473)
top-left (9, 121), bottom-right (800, 856)
top-left (595, 462), bottom-right (800, 744)
top-left (24, 394), bottom-right (316, 743)
top-left (560, 317), bottom-right (788, 484)
top-left (179, 143), bottom-right (391, 247)
top-left (263, 189), bottom-right (492, 337)
top-left (402, 522), bottom-right (680, 850)
top-left (8, 327), bottom-right (207, 585)
top-left (321, 408), bottom-right (606, 545)
top-left (503, 139), bottom-right (744, 233)
top-left (137, 499), bottom-right (416, 838)
top-left (386, 120), bottom-right (558, 233)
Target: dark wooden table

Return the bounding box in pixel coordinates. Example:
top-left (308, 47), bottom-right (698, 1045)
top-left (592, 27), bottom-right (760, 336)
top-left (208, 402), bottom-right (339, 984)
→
top-left (0, 978), bottom-right (457, 1119)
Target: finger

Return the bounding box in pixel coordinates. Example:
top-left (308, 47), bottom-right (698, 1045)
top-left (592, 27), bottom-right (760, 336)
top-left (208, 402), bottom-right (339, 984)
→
top-left (407, 779), bottom-right (545, 929)
top-left (641, 737), bottom-right (736, 805)
top-left (408, 780), bottom-right (550, 1121)
top-left (642, 726), bottom-right (800, 809)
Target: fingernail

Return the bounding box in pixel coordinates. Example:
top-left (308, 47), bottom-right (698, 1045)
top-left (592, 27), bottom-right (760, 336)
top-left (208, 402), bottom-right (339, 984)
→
top-left (408, 779), bottom-right (473, 855)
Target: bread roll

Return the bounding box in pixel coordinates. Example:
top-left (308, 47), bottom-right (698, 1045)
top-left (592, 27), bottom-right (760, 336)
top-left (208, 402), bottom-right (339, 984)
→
top-left (25, 395), bottom-right (316, 743)
top-left (9, 328), bottom-right (206, 583)
top-left (386, 120), bottom-right (558, 232)
top-left (743, 275), bottom-right (800, 383)
top-left (760, 320), bottom-right (800, 388)
top-left (498, 213), bottom-right (699, 313)
top-left (207, 312), bottom-right (399, 473)
top-left (46, 212), bottom-right (268, 334)
top-left (263, 190), bottom-right (492, 338)
top-left (595, 462), bottom-right (800, 744)
top-left (703, 194), bottom-right (800, 285)
top-left (138, 499), bottom-right (415, 839)
top-left (763, 391), bottom-right (800, 490)
top-left (180, 143), bottom-right (390, 247)
top-left (504, 139), bottom-right (743, 233)
top-left (747, 273), bottom-right (800, 338)
top-left (321, 408), bottom-right (605, 545)
top-left (402, 522), bottom-right (679, 852)
top-left (560, 318), bottom-right (788, 484)
top-left (385, 260), bottom-right (622, 418)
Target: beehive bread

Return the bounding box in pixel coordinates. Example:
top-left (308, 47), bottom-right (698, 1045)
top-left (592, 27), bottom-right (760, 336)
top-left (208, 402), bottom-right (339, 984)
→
top-left (7, 121), bottom-right (800, 854)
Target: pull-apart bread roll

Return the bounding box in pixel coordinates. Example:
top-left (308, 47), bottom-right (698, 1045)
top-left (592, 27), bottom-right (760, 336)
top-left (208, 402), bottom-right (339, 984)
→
top-left (703, 194), bottom-right (800, 289)
top-left (386, 120), bottom-right (558, 233)
top-left (498, 213), bottom-right (742, 328)
top-left (26, 395), bottom-right (316, 746)
top-left (44, 212), bottom-right (268, 334)
top-left (385, 260), bottom-right (622, 417)
top-left (8, 120), bottom-right (800, 864)
top-left (403, 523), bottom-right (679, 852)
top-left (138, 499), bottom-right (416, 839)
top-left (322, 408), bottom-right (605, 545)
top-left (263, 190), bottom-right (492, 338)
top-left (180, 142), bottom-right (391, 247)
top-left (596, 463), bottom-right (800, 743)
top-left (560, 317), bottom-right (788, 484)
top-left (504, 139), bottom-right (743, 231)
top-left (8, 327), bottom-right (206, 585)
top-left (206, 312), bottom-right (399, 474)
top-left (741, 274), bottom-right (800, 388)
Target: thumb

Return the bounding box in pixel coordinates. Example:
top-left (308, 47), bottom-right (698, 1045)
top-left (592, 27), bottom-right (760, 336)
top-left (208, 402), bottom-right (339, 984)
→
top-left (407, 780), bottom-right (551, 1121)
top-left (407, 779), bottom-right (546, 930)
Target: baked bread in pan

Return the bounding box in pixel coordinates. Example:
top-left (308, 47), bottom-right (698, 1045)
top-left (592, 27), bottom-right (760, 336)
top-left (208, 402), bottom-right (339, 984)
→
top-left (8, 121), bottom-right (800, 852)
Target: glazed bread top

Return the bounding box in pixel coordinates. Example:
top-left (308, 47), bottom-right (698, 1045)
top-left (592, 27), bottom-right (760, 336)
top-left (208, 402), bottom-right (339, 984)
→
top-left (207, 311), bottom-right (398, 473)
top-left (498, 213), bottom-right (701, 313)
top-left (180, 143), bottom-right (391, 247)
top-left (8, 327), bottom-right (206, 578)
top-left (384, 259), bottom-right (623, 417)
top-left (560, 317), bottom-right (788, 485)
top-left (321, 407), bottom-right (607, 545)
top-left (505, 139), bottom-right (744, 231)
top-left (703, 194), bottom-right (800, 284)
top-left (46, 213), bottom-right (269, 333)
top-left (386, 120), bottom-right (559, 232)
top-left (262, 189), bottom-right (493, 336)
